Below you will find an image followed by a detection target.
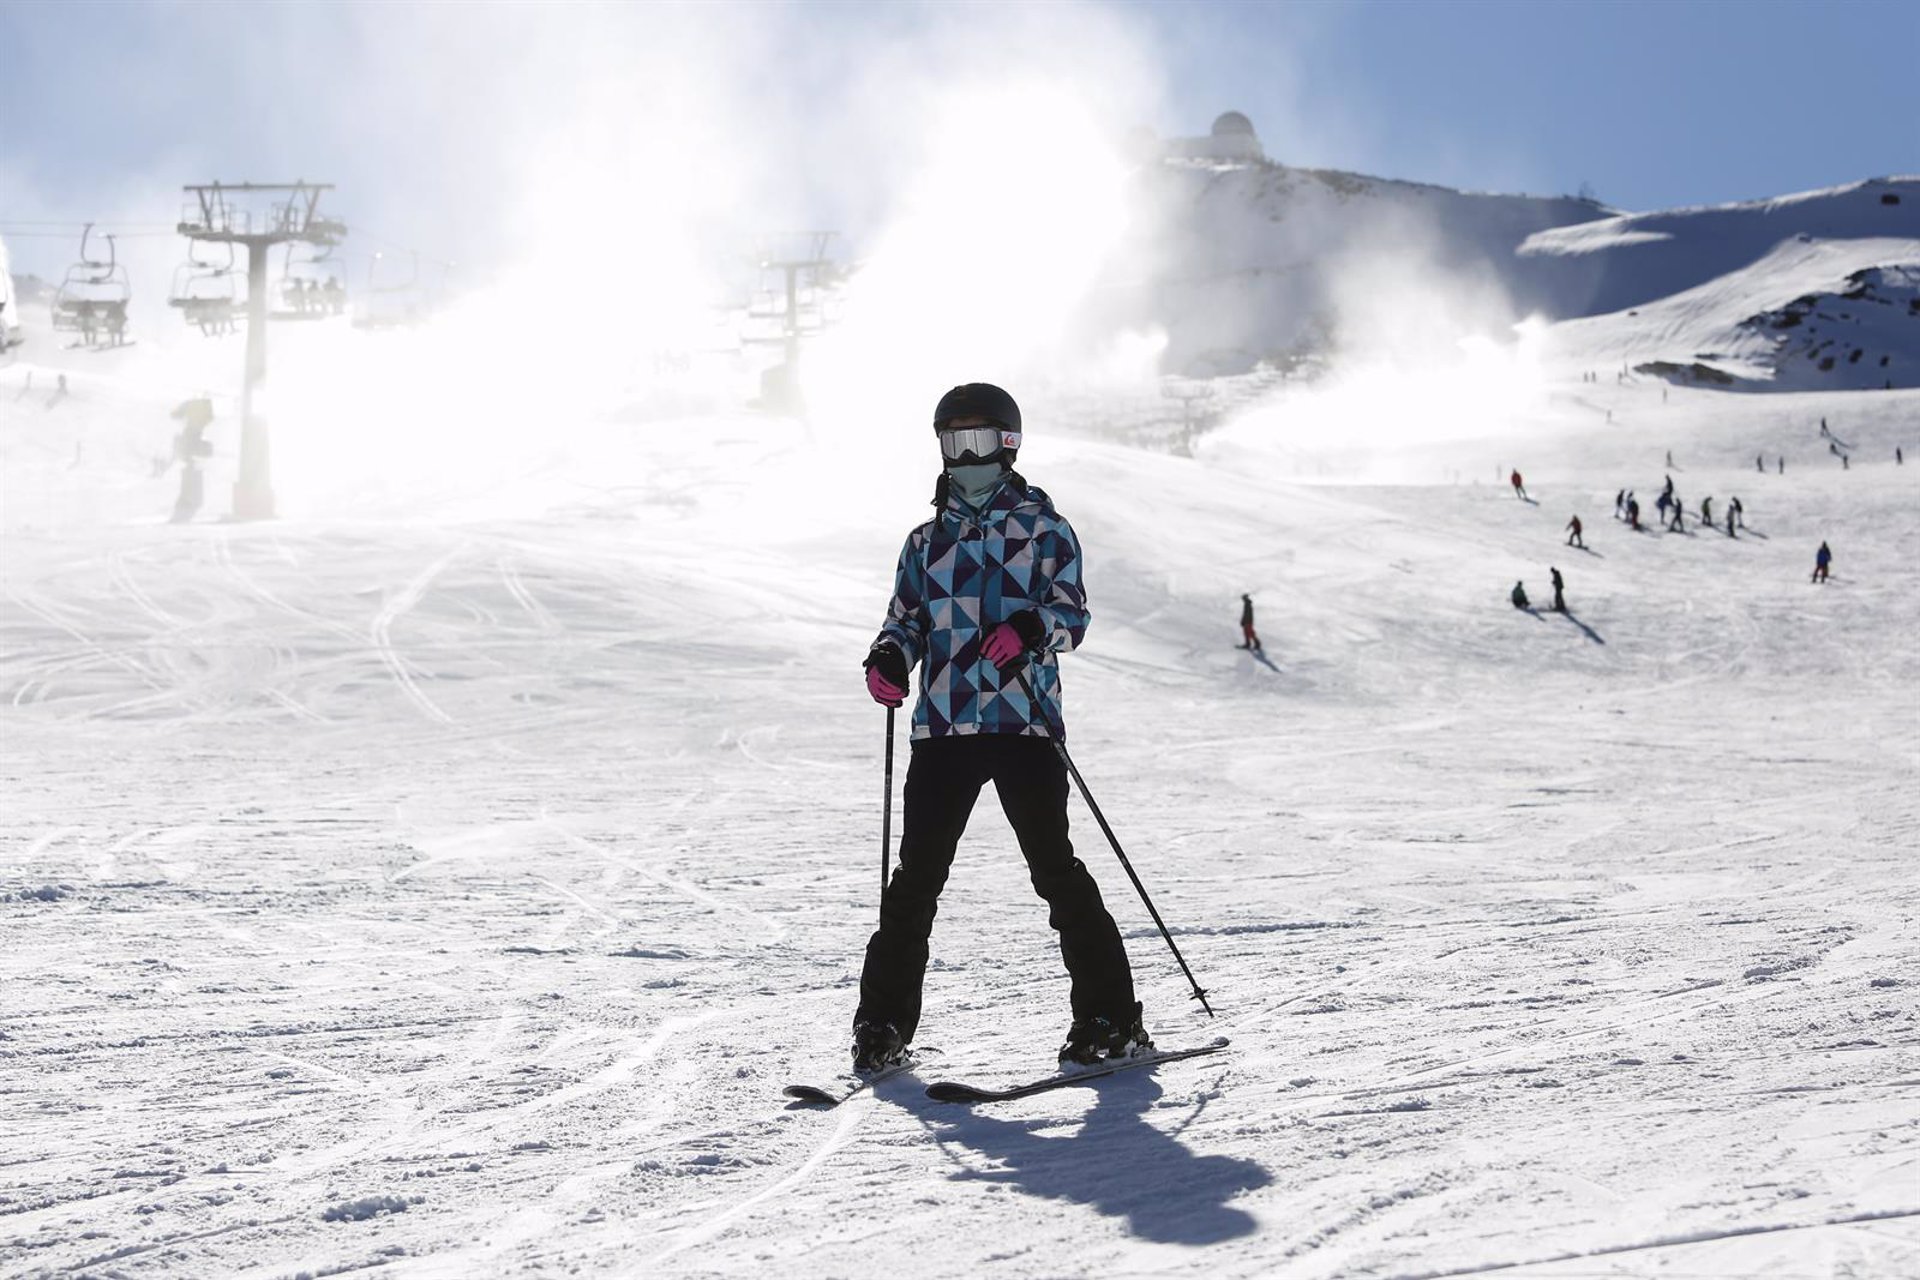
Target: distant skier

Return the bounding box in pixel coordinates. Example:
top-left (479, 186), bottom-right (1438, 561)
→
top-left (1778, 457), bottom-right (1785, 474)
top-left (1756, 453), bottom-right (1765, 473)
top-left (1729, 496), bottom-right (1744, 529)
top-left (855, 382), bottom-right (1148, 1073)
top-left (1811, 541), bottom-right (1832, 584)
top-left (1662, 474), bottom-right (1674, 499)
top-left (1549, 567), bottom-right (1566, 613)
top-left (1667, 495), bottom-right (1685, 532)
top-left (1565, 515), bottom-right (1584, 548)
top-left (1899, 447), bottom-right (1905, 465)
top-left (1700, 496), bottom-right (1713, 526)
top-left (1655, 491), bottom-right (1671, 522)
top-left (1511, 580), bottom-right (1530, 610)
top-left (1665, 450), bottom-right (1674, 468)
top-left (1510, 469), bottom-right (1528, 500)
top-left (1627, 497), bottom-right (1641, 531)
top-left (1238, 594), bottom-right (1262, 652)
top-left (1613, 489), bottom-right (1625, 519)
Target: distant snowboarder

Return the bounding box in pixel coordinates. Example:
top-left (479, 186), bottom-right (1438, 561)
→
top-left (855, 382), bottom-right (1149, 1074)
top-left (1510, 469), bottom-right (1528, 500)
top-left (1811, 541), bottom-right (1832, 584)
top-left (1549, 567), bottom-right (1566, 613)
top-left (1565, 515), bottom-right (1584, 548)
top-left (1238, 594), bottom-right (1262, 652)
top-left (1511, 580), bottom-right (1530, 610)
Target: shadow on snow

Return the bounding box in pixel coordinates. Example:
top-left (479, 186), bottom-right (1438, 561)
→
top-left (898, 1071), bottom-right (1270, 1245)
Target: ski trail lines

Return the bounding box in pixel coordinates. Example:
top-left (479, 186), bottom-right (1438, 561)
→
top-left (370, 545), bottom-right (463, 724)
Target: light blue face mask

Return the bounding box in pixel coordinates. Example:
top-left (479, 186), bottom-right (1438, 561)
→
top-left (946, 462), bottom-right (1005, 506)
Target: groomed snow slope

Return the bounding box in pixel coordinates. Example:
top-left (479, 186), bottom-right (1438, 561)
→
top-left (3, 354), bottom-right (1918, 1277)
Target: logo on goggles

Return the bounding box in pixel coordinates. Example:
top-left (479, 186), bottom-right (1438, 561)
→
top-left (939, 426), bottom-right (1021, 462)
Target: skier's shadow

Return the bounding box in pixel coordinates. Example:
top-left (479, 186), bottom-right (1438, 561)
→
top-left (1555, 609), bottom-right (1606, 645)
top-left (1250, 649), bottom-right (1279, 672)
top-left (1572, 545), bottom-right (1604, 559)
top-left (899, 1071), bottom-right (1269, 1244)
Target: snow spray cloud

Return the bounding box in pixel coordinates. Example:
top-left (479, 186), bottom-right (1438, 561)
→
top-left (1203, 207), bottom-right (1553, 483)
top-left (244, 1), bottom-right (1174, 514)
top-left (8, 2), bottom-right (1173, 514)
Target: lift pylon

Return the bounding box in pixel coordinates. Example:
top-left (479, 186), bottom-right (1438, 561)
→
top-left (178, 182), bottom-right (346, 520)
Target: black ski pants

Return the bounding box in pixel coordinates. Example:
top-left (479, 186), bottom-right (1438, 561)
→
top-left (856, 733), bottom-right (1135, 1042)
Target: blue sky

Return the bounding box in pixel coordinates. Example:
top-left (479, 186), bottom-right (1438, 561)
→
top-left (3, 0), bottom-right (1914, 280)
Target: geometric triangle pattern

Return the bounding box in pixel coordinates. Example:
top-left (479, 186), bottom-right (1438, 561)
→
top-left (875, 476), bottom-right (1089, 743)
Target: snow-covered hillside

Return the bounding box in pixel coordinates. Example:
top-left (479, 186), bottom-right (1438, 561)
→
top-left (4, 313), bottom-right (1917, 1275)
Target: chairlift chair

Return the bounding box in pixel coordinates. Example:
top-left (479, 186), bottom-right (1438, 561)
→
top-left (351, 250), bottom-right (427, 331)
top-left (53, 225), bottom-right (133, 347)
top-left (272, 242), bottom-right (349, 321)
top-left (168, 241), bottom-right (244, 336)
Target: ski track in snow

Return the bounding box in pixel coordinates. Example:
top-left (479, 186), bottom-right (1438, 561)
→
top-left (1, 367), bottom-right (1917, 1278)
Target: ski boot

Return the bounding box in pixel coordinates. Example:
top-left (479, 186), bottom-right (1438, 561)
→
top-left (1059, 1003), bottom-right (1153, 1066)
top-left (851, 1020), bottom-right (908, 1074)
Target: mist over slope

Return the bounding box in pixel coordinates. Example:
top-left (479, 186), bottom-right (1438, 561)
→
top-left (1121, 151), bottom-right (1920, 389)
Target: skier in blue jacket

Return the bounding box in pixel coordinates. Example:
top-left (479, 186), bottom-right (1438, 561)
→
top-left (855, 383), bottom-right (1148, 1072)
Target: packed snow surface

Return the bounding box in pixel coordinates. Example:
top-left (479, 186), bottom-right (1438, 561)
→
top-left (3, 335), bottom-right (1918, 1278)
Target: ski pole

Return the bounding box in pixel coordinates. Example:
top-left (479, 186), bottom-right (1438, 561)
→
top-left (1010, 665), bottom-right (1214, 1016)
top-left (880, 704), bottom-right (895, 923)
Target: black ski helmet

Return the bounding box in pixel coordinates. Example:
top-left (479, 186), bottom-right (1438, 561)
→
top-left (933, 382), bottom-right (1020, 466)
top-left (933, 382), bottom-right (1020, 433)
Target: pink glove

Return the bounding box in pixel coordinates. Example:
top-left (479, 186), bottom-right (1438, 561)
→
top-left (982, 622), bottom-right (1028, 670)
top-left (866, 664), bottom-right (905, 707)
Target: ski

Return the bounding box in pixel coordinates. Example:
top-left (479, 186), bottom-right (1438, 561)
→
top-left (783, 1048), bottom-right (936, 1108)
top-left (925, 1036), bottom-right (1230, 1104)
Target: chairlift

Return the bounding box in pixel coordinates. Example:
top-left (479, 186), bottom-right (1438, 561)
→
top-left (351, 250), bottom-right (430, 331)
top-left (272, 242), bottom-right (348, 321)
top-left (168, 240), bottom-right (244, 337)
top-left (52, 224), bottom-right (133, 349)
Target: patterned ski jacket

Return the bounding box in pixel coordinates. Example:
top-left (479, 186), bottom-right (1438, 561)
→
top-left (873, 474), bottom-right (1089, 741)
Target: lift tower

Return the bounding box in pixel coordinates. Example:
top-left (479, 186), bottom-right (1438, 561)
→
top-left (178, 182), bottom-right (345, 520)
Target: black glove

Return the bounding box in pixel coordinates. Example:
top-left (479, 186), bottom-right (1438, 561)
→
top-left (863, 643), bottom-right (910, 701)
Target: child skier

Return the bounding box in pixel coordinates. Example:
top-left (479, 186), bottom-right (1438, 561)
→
top-left (856, 383), bottom-right (1148, 1073)
top-left (1238, 594), bottom-right (1262, 651)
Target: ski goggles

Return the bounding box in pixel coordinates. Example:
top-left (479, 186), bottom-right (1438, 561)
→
top-left (938, 425), bottom-right (1021, 463)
